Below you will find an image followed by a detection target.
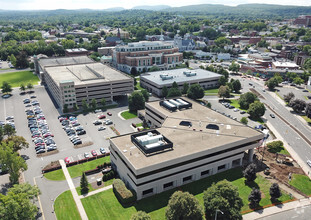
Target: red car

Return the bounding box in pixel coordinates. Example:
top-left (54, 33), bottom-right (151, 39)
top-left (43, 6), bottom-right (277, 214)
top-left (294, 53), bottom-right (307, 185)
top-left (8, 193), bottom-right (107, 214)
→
top-left (107, 112), bottom-right (112, 116)
top-left (64, 157), bottom-right (70, 164)
top-left (91, 150), bottom-right (97, 156)
top-left (98, 114), bottom-right (106, 119)
top-left (43, 133), bottom-right (54, 138)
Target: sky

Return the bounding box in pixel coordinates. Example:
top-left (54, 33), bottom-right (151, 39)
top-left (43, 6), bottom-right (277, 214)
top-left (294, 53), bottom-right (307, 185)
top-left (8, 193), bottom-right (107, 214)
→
top-left (0, 0), bottom-right (311, 10)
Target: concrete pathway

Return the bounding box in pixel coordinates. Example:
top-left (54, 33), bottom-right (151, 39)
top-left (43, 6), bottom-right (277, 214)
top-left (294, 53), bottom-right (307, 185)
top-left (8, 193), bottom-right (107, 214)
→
top-left (243, 198), bottom-right (311, 220)
top-left (118, 109), bottom-right (128, 120)
top-left (59, 160), bottom-right (88, 220)
top-left (79, 185), bottom-right (112, 199)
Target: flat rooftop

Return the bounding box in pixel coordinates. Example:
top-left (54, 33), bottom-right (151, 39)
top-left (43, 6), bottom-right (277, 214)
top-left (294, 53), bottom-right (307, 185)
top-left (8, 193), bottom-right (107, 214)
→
top-left (140, 68), bottom-right (221, 86)
top-left (39, 56), bottom-right (94, 68)
top-left (111, 98), bottom-right (264, 172)
top-left (45, 62), bottom-right (132, 86)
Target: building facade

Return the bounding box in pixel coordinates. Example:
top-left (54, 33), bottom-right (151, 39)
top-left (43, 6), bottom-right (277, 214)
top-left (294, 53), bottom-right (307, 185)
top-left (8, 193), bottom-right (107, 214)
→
top-left (140, 68), bottom-right (221, 97)
top-left (112, 41), bottom-right (183, 74)
top-left (109, 98), bottom-right (264, 200)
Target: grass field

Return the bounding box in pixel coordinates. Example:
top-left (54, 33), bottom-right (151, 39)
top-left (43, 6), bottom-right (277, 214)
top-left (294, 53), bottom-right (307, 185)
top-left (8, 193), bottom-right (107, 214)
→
top-left (54, 190), bottom-right (81, 220)
top-left (135, 81), bottom-right (143, 90)
top-left (80, 168), bottom-right (292, 220)
top-left (290, 174), bottom-right (311, 196)
top-left (44, 169), bottom-right (66, 181)
top-left (230, 99), bottom-right (248, 111)
top-left (267, 145), bottom-right (290, 155)
top-left (204, 88), bottom-right (219, 94)
top-left (0, 71), bottom-right (39, 88)
top-left (120, 110), bottom-right (137, 120)
top-left (68, 157), bottom-right (110, 178)
top-left (76, 179), bottom-right (114, 196)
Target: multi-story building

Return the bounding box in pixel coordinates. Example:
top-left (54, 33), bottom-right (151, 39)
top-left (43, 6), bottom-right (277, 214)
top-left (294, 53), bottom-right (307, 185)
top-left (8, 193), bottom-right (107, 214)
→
top-left (293, 15), bottom-right (311, 27)
top-left (109, 98), bottom-right (264, 200)
top-left (36, 56), bottom-right (133, 110)
top-left (140, 68), bottom-right (221, 97)
top-left (112, 41), bottom-right (183, 74)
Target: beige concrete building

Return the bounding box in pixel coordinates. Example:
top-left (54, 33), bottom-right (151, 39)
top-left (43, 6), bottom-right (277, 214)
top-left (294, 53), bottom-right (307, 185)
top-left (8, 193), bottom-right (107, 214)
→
top-left (36, 56), bottom-right (133, 109)
top-left (109, 98), bottom-right (264, 200)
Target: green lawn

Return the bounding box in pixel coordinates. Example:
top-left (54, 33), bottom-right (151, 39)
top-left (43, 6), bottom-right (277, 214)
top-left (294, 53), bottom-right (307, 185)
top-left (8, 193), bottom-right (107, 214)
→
top-left (267, 145), bottom-right (290, 156)
top-left (204, 88), bottom-right (219, 94)
top-left (54, 190), bottom-right (81, 220)
top-left (68, 157), bottom-right (110, 178)
top-left (135, 81), bottom-right (143, 90)
top-left (76, 179), bottom-right (114, 196)
top-left (80, 168), bottom-right (292, 220)
top-left (301, 115), bottom-right (311, 124)
top-left (120, 110), bottom-right (137, 120)
top-left (0, 71), bottom-right (39, 88)
top-left (44, 169), bottom-right (66, 181)
top-left (76, 184), bottom-right (97, 196)
top-left (230, 99), bottom-right (248, 111)
top-left (290, 174), bottom-right (311, 195)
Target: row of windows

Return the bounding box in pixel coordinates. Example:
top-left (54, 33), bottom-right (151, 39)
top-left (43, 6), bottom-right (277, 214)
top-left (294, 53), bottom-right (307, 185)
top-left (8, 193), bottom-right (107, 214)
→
top-left (145, 106), bottom-right (165, 121)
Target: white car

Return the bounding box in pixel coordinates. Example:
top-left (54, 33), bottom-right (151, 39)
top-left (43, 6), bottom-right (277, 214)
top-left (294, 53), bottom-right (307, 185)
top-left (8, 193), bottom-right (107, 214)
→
top-left (307, 160), bottom-right (311, 168)
top-left (233, 108), bottom-right (239, 112)
top-left (94, 109), bottom-right (102, 113)
top-left (84, 152), bottom-right (90, 158)
top-left (6, 116), bottom-right (14, 120)
top-left (98, 126), bottom-right (106, 131)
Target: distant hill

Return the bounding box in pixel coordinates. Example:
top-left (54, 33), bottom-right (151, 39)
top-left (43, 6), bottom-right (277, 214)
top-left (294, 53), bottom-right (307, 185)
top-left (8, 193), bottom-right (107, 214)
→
top-left (102, 7), bottom-right (125, 12)
top-left (163, 3), bottom-right (311, 18)
top-left (132, 5), bottom-right (171, 11)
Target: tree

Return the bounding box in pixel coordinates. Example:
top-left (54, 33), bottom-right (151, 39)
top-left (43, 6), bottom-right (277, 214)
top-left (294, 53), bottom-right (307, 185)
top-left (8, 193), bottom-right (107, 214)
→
top-left (82, 99), bottom-right (89, 111)
top-left (162, 86), bottom-right (168, 98)
top-left (10, 54), bottom-right (16, 66)
top-left (257, 39), bottom-right (269, 48)
top-left (203, 180), bottom-right (243, 220)
top-left (218, 85), bottom-right (230, 100)
top-left (73, 103), bottom-right (79, 111)
top-left (0, 183), bottom-right (39, 220)
top-left (240, 117), bottom-right (248, 125)
top-left (290, 99), bottom-right (306, 113)
top-left (306, 103), bottom-right (311, 119)
top-left (141, 89), bottom-right (150, 102)
top-left (80, 172), bottom-right (89, 194)
top-left (270, 183), bottom-right (281, 201)
top-left (129, 91), bottom-right (145, 112)
top-left (273, 73), bottom-right (283, 84)
top-left (0, 127), bottom-right (3, 142)
top-left (182, 83), bottom-right (189, 94)
top-left (91, 98), bottom-right (97, 109)
top-left (166, 191), bottom-right (204, 220)
top-left (284, 92), bottom-right (295, 103)
top-left (187, 84), bottom-right (204, 100)
top-left (101, 98), bottom-right (106, 108)
top-left (293, 77), bottom-right (304, 86)
top-left (131, 211), bottom-right (151, 220)
top-left (185, 60), bottom-right (189, 68)
top-left (3, 124), bottom-right (16, 137)
top-left (248, 101), bottom-right (266, 120)
top-left (265, 77), bottom-right (278, 90)
top-left (3, 136), bottom-right (29, 152)
top-left (167, 87), bottom-right (182, 98)
top-left (130, 67), bottom-right (137, 75)
top-left (229, 61), bottom-right (240, 74)
top-left (239, 92), bottom-right (258, 110)
top-left (0, 142), bottom-right (27, 184)
top-left (63, 104), bottom-right (69, 113)
top-left (19, 83), bottom-right (26, 94)
top-left (267, 141), bottom-right (284, 153)
top-left (248, 188), bottom-right (261, 208)
top-left (243, 163), bottom-right (257, 182)
top-left (232, 79), bottom-right (241, 93)
top-left (1, 81), bottom-right (12, 94)
top-left (15, 51), bottom-right (29, 68)
top-left (218, 76), bottom-right (227, 86)
top-left (26, 83), bottom-right (33, 93)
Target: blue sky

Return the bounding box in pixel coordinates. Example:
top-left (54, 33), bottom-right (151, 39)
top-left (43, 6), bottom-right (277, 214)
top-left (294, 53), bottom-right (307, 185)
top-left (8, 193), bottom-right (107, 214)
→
top-left (0, 0), bottom-right (310, 10)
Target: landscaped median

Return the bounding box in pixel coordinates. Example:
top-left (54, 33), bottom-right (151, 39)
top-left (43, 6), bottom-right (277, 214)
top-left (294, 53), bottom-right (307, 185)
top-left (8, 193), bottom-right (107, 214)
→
top-left (43, 156), bottom-right (111, 180)
top-left (120, 110), bottom-right (137, 120)
top-left (54, 190), bottom-right (81, 220)
top-left (54, 168), bottom-right (294, 220)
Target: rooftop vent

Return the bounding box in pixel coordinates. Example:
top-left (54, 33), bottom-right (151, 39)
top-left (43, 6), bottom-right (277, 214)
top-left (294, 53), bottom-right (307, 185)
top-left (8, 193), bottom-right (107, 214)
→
top-left (160, 74), bottom-right (173, 80)
top-left (183, 70), bottom-right (197, 77)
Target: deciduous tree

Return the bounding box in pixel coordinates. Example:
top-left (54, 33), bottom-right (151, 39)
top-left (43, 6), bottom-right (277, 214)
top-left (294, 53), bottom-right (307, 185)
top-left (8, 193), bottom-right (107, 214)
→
top-left (248, 188), bottom-right (261, 208)
top-left (243, 163), bottom-right (257, 182)
top-left (289, 99), bottom-right (306, 113)
top-left (284, 92), bottom-right (295, 103)
top-left (3, 136), bottom-right (29, 152)
top-left (218, 85), bottom-right (230, 100)
top-left (166, 191), bottom-right (204, 220)
top-left (239, 92), bottom-right (258, 109)
top-left (131, 211), bottom-right (151, 220)
top-left (129, 91), bottom-right (145, 112)
top-left (187, 84), bottom-right (204, 100)
top-left (1, 81), bottom-right (12, 94)
top-left (270, 183), bottom-right (281, 201)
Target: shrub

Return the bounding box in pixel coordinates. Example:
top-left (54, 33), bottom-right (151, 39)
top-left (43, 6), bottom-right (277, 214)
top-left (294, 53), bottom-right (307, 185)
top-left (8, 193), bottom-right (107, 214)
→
top-left (243, 163), bottom-right (257, 182)
top-left (113, 179), bottom-right (136, 204)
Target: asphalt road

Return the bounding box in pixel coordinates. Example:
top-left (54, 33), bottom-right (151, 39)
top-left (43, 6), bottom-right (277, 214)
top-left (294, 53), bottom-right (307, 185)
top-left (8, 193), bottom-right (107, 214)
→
top-left (258, 205), bottom-right (311, 220)
top-left (0, 85), bottom-right (142, 220)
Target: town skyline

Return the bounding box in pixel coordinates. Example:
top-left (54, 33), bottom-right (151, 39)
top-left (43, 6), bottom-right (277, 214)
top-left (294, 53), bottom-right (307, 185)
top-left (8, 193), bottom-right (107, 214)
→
top-left (1, 0), bottom-right (311, 10)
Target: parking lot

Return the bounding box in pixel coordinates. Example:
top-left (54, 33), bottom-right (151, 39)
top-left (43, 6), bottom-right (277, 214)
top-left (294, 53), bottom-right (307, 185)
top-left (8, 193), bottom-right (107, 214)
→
top-left (0, 85), bottom-right (141, 184)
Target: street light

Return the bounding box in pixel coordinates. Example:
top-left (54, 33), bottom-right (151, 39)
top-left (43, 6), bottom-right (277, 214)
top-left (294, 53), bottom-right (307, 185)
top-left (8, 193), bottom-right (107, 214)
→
top-left (215, 209), bottom-right (224, 220)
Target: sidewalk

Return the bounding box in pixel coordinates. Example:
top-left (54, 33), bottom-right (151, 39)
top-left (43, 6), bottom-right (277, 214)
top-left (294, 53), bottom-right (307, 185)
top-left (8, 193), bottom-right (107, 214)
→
top-left (59, 160), bottom-right (88, 220)
top-left (243, 198), bottom-right (311, 220)
top-left (79, 185), bottom-right (112, 199)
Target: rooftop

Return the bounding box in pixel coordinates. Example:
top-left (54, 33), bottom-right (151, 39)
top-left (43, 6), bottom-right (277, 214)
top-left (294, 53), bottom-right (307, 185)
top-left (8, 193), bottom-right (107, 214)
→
top-left (39, 56), bottom-right (94, 68)
top-left (110, 98), bottom-right (264, 173)
top-left (140, 68), bottom-right (221, 86)
top-left (45, 62), bottom-right (132, 86)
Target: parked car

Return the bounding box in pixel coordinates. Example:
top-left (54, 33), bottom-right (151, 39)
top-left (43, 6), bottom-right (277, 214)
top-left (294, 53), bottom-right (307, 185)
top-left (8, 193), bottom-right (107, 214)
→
top-left (98, 114), bottom-right (106, 119)
top-left (73, 140), bottom-right (82, 145)
top-left (91, 150), bottom-right (97, 156)
top-left (270, 114), bottom-right (275, 118)
top-left (84, 152), bottom-right (90, 158)
top-left (77, 130), bottom-right (86, 135)
top-left (36, 149), bottom-right (46, 154)
top-left (240, 111), bottom-right (246, 114)
top-left (98, 126), bottom-right (106, 131)
top-left (107, 112), bottom-right (112, 116)
top-left (100, 148), bottom-right (106, 154)
top-left (307, 160), bottom-right (311, 168)
top-left (93, 120), bottom-right (102, 125)
top-left (94, 109), bottom-right (102, 113)
top-left (30, 95), bottom-right (37, 98)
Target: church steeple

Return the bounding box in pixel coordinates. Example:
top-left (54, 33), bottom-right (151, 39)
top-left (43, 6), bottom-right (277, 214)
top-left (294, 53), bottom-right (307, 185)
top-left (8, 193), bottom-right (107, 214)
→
top-left (117, 27), bottom-right (121, 38)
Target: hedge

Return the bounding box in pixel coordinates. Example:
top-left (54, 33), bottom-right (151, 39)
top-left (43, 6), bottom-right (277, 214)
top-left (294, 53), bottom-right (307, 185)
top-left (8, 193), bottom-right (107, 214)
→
top-left (113, 179), bottom-right (136, 204)
top-left (102, 170), bottom-right (115, 181)
top-left (42, 165), bottom-right (62, 174)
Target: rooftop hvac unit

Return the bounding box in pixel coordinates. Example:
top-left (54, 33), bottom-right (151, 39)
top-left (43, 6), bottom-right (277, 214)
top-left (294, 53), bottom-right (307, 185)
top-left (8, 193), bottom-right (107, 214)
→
top-left (168, 99), bottom-right (181, 107)
top-left (176, 98), bottom-right (188, 105)
top-left (160, 74), bottom-right (173, 80)
top-left (160, 100), bottom-right (177, 111)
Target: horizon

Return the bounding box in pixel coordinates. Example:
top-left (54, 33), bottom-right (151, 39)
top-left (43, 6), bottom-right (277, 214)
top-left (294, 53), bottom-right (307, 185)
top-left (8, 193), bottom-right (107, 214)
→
top-left (0, 1), bottom-right (311, 11)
